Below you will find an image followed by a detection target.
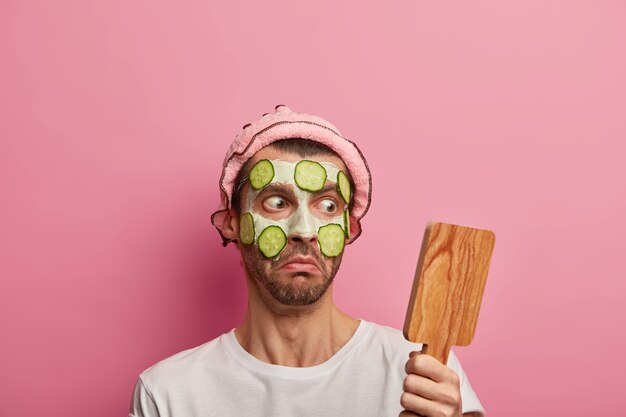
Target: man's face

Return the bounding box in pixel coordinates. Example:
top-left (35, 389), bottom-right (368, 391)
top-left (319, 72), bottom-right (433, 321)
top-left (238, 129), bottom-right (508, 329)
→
top-left (235, 146), bottom-right (350, 306)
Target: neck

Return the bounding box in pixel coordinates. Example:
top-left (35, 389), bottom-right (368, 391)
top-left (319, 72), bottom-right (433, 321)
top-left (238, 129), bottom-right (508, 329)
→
top-left (235, 278), bottom-right (359, 367)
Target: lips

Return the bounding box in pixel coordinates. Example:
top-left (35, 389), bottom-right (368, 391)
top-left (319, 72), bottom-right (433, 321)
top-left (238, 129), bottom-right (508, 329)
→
top-left (279, 256), bottom-right (320, 272)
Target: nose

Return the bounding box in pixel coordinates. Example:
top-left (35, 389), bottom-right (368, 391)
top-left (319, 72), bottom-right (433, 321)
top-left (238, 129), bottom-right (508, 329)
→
top-left (287, 204), bottom-right (318, 242)
top-left (288, 233), bottom-right (318, 245)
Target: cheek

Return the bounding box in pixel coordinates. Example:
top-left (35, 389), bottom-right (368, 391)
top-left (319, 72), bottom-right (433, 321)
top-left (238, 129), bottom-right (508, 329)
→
top-left (240, 241), bottom-right (283, 269)
top-left (323, 251), bottom-right (344, 273)
top-left (238, 242), bottom-right (258, 266)
top-left (241, 243), bottom-right (263, 261)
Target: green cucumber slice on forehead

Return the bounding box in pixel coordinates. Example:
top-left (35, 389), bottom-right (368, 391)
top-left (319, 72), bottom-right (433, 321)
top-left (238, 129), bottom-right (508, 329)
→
top-left (294, 160), bottom-right (327, 192)
top-left (239, 212), bottom-right (255, 245)
top-left (249, 159), bottom-right (274, 190)
top-left (257, 225), bottom-right (287, 258)
top-left (318, 223), bottom-right (346, 257)
top-left (336, 170), bottom-right (351, 204)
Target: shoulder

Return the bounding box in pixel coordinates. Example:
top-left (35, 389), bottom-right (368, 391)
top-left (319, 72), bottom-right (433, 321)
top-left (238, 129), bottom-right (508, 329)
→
top-left (366, 321), bottom-right (417, 345)
top-left (361, 321), bottom-right (464, 373)
top-left (358, 321), bottom-right (485, 415)
top-left (355, 320), bottom-right (424, 367)
top-left (138, 332), bottom-right (230, 389)
top-left (363, 321), bottom-right (423, 353)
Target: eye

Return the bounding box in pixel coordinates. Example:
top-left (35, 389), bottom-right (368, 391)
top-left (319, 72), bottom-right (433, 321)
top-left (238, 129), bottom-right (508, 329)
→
top-left (316, 198), bottom-right (337, 214)
top-left (263, 196), bottom-right (288, 211)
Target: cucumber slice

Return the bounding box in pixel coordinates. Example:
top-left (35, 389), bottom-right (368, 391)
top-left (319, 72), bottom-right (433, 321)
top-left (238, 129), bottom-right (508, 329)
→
top-left (258, 225), bottom-right (287, 258)
top-left (336, 170), bottom-right (351, 204)
top-left (249, 159), bottom-right (274, 190)
top-left (343, 208), bottom-right (350, 239)
top-left (318, 223), bottom-right (345, 257)
top-left (239, 212), bottom-right (255, 245)
top-left (294, 160), bottom-right (327, 192)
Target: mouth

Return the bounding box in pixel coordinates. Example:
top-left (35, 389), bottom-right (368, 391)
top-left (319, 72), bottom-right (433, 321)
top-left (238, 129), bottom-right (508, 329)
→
top-left (279, 256), bottom-right (320, 273)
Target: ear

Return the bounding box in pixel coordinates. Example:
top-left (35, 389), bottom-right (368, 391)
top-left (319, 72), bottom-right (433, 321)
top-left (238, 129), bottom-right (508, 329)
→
top-left (222, 207), bottom-right (240, 243)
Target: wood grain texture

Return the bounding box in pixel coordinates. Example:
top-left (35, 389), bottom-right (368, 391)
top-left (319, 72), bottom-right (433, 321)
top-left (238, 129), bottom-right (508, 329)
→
top-left (403, 222), bottom-right (495, 364)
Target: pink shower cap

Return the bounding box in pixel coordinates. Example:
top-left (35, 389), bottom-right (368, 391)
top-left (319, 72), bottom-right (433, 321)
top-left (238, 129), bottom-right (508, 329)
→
top-left (211, 104), bottom-right (372, 246)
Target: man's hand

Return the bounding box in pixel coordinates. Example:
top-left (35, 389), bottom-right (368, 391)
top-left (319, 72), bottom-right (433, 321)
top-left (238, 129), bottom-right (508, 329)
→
top-left (400, 351), bottom-right (463, 417)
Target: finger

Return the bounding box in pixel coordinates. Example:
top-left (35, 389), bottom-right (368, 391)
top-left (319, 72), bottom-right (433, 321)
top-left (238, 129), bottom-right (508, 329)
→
top-left (399, 411), bottom-right (425, 417)
top-left (405, 352), bottom-right (456, 383)
top-left (409, 350), bottom-right (422, 358)
top-left (400, 391), bottom-right (437, 416)
top-left (402, 373), bottom-right (440, 401)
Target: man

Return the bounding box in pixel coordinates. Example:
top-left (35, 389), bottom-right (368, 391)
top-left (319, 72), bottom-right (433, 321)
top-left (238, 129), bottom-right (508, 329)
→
top-left (128, 105), bottom-right (485, 416)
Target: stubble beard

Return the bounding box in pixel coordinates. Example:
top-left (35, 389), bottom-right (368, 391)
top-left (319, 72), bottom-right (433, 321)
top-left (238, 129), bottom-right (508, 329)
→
top-left (241, 243), bottom-right (342, 306)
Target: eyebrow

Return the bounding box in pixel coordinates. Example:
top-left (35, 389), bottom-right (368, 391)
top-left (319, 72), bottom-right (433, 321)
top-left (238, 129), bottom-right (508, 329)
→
top-left (257, 183), bottom-right (296, 197)
top-left (257, 183), bottom-right (339, 198)
top-left (311, 183), bottom-right (339, 196)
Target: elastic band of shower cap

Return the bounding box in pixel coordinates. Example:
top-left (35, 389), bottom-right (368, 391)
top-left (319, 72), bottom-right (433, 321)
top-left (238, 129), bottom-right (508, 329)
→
top-left (211, 104), bottom-right (372, 246)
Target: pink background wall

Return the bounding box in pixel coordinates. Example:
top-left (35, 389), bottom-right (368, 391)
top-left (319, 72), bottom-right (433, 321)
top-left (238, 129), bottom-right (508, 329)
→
top-left (1, 1), bottom-right (625, 415)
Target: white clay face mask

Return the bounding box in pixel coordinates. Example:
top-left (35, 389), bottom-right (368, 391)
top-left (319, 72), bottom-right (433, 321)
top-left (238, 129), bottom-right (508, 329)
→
top-left (238, 159), bottom-right (352, 259)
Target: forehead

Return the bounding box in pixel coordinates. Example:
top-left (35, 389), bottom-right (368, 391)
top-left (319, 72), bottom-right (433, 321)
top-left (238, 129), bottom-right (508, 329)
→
top-left (247, 145), bottom-right (348, 175)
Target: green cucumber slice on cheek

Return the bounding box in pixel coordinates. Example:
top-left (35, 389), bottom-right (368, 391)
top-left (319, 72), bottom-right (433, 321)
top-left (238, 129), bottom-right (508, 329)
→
top-left (294, 160), bottom-right (327, 192)
top-left (257, 225), bottom-right (287, 258)
top-left (318, 224), bottom-right (346, 257)
top-left (239, 212), bottom-right (255, 245)
top-left (343, 208), bottom-right (350, 239)
top-left (249, 159), bottom-right (274, 190)
top-left (337, 170), bottom-right (351, 204)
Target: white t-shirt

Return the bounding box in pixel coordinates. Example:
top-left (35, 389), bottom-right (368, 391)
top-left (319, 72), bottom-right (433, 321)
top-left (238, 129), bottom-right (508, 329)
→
top-left (129, 320), bottom-right (485, 416)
